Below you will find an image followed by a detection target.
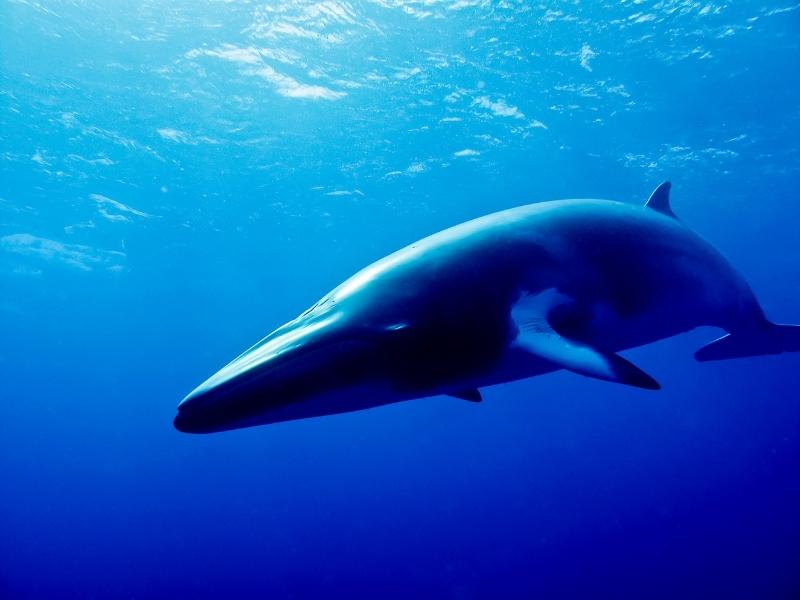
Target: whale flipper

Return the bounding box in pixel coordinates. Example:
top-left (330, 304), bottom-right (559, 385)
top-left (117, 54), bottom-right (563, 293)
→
top-left (511, 293), bottom-right (660, 390)
top-left (645, 181), bottom-right (676, 219)
top-left (513, 327), bottom-right (660, 390)
top-left (695, 322), bottom-right (800, 361)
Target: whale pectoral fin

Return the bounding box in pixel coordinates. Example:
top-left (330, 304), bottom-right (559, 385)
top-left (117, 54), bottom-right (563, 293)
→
top-left (448, 389), bottom-right (483, 402)
top-left (513, 329), bottom-right (660, 390)
top-left (511, 290), bottom-right (659, 389)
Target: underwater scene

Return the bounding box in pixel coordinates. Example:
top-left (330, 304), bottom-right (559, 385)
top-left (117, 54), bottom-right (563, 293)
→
top-left (2, 1), bottom-right (799, 598)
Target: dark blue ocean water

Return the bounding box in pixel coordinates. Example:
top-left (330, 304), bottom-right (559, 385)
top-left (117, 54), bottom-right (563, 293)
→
top-left (2, 1), bottom-right (799, 598)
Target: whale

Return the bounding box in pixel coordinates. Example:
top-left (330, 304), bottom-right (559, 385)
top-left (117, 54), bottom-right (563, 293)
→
top-left (174, 182), bottom-right (800, 433)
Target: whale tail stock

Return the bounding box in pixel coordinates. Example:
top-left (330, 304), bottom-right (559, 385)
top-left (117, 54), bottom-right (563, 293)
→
top-left (695, 321), bottom-right (800, 361)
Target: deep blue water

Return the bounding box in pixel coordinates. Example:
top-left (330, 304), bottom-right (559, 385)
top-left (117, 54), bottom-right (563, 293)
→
top-left (2, 1), bottom-right (800, 598)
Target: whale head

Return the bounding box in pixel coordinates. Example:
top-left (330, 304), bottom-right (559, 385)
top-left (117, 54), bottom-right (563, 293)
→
top-left (173, 300), bottom-right (395, 433)
top-left (174, 230), bottom-right (517, 433)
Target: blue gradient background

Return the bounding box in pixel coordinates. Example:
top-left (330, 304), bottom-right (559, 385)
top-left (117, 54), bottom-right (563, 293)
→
top-left (1, 1), bottom-right (799, 598)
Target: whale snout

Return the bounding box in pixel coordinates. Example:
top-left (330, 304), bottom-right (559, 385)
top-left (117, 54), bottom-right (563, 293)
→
top-left (173, 323), bottom-right (310, 433)
top-left (173, 407), bottom-right (225, 434)
top-left (173, 379), bottom-right (246, 433)
top-left (173, 410), bottom-right (193, 433)
top-left (173, 389), bottom-right (220, 433)
top-left (173, 406), bottom-right (207, 433)
top-left (174, 311), bottom-right (383, 433)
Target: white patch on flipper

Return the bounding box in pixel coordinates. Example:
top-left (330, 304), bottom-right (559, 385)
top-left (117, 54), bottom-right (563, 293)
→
top-left (510, 290), bottom-right (660, 390)
top-left (510, 289), bottom-right (570, 331)
top-left (511, 290), bottom-right (611, 377)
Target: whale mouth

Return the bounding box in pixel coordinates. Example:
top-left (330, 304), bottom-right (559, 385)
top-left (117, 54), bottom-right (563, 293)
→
top-left (173, 408), bottom-right (222, 434)
top-left (174, 402), bottom-right (256, 434)
top-left (174, 374), bottom-right (266, 433)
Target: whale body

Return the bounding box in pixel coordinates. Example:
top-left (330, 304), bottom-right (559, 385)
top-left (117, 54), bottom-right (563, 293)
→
top-left (174, 182), bottom-right (800, 433)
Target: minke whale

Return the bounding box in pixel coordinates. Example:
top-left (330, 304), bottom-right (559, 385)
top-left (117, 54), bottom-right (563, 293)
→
top-left (174, 182), bottom-right (799, 433)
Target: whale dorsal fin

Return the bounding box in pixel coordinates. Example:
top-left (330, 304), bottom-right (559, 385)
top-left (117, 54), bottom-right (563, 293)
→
top-left (644, 181), bottom-right (676, 219)
top-left (511, 291), bottom-right (660, 390)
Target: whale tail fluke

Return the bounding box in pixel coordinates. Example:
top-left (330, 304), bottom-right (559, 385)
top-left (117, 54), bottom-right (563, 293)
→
top-left (695, 322), bottom-right (800, 362)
